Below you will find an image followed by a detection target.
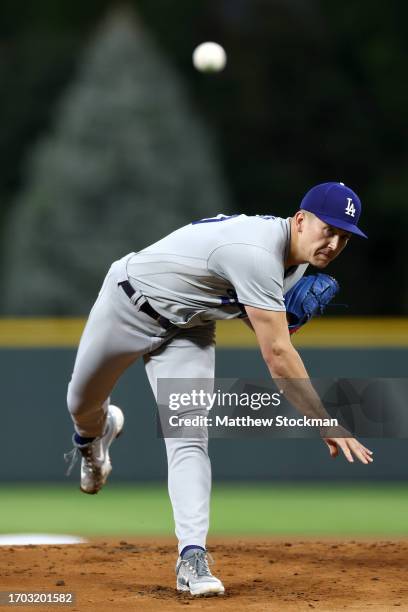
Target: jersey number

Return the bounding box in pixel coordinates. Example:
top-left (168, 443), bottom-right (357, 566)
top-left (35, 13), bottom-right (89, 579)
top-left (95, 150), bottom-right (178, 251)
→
top-left (192, 213), bottom-right (275, 225)
top-left (192, 214), bottom-right (239, 225)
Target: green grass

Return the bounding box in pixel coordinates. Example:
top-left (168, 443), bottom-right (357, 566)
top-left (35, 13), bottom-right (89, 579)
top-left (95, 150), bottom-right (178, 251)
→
top-left (1, 483), bottom-right (408, 536)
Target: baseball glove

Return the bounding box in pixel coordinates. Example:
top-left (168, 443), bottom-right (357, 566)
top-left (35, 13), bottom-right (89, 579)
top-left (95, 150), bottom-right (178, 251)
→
top-left (285, 273), bottom-right (339, 334)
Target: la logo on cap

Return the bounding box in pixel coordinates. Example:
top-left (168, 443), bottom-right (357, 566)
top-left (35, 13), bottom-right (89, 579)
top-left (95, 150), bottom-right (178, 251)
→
top-left (345, 198), bottom-right (356, 217)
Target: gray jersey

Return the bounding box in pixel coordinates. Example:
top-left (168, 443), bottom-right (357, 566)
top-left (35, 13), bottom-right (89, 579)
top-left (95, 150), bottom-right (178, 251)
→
top-left (127, 214), bottom-right (308, 327)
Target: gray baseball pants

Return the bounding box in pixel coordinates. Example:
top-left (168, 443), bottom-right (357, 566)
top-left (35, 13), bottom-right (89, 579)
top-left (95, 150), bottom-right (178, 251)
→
top-left (67, 254), bottom-right (215, 553)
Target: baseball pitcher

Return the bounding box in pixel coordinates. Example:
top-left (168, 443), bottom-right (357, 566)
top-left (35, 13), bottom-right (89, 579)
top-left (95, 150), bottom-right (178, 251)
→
top-left (65, 182), bottom-right (372, 596)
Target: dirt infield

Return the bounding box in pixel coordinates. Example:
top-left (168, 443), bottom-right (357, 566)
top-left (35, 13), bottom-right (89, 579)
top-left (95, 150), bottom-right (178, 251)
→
top-left (1, 538), bottom-right (408, 611)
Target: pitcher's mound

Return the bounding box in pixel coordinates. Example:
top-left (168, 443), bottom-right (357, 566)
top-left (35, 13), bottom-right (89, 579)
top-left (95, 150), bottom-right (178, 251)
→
top-left (1, 537), bottom-right (407, 610)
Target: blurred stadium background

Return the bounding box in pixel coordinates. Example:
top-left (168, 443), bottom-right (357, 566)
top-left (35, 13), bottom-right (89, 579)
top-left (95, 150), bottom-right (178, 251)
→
top-left (0, 0), bottom-right (407, 538)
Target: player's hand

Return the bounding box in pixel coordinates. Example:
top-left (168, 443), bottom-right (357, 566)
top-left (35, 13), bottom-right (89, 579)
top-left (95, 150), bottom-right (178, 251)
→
top-left (323, 437), bottom-right (373, 464)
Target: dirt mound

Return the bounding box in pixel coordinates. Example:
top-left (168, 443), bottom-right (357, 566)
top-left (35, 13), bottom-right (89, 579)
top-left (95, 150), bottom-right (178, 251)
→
top-left (1, 537), bottom-right (407, 611)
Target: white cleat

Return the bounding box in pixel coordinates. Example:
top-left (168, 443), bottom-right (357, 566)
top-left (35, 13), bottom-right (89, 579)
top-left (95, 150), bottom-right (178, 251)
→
top-left (65, 405), bottom-right (124, 495)
top-left (176, 549), bottom-right (225, 596)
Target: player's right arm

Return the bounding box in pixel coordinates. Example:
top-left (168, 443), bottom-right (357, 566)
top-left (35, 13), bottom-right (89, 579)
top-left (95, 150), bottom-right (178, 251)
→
top-left (245, 306), bottom-right (373, 465)
top-left (244, 306), bottom-right (310, 378)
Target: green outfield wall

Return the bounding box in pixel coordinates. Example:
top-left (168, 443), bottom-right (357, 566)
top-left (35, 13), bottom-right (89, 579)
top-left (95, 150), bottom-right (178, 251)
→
top-left (2, 326), bottom-right (408, 482)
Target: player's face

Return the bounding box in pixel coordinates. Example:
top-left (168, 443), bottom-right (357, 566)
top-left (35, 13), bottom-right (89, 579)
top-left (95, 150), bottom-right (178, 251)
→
top-left (301, 213), bottom-right (351, 268)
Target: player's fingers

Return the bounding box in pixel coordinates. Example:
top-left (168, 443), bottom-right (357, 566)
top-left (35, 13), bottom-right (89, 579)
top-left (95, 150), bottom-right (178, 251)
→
top-left (349, 441), bottom-right (367, 463)
top-left (338, 440), bottom-right (354, 463)
top-left (348, 440), bottom-right (372, 464)
top-left (353, 440), bottom-right (373, 454)
top-left (361, 448), bottom-right (374, 463)
top-left (360, 444), bottom-right (373, 458)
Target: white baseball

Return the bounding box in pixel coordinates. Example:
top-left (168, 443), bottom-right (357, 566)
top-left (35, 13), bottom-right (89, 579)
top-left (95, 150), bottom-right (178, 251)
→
top-left (192, 42), bottom-right (227, 73)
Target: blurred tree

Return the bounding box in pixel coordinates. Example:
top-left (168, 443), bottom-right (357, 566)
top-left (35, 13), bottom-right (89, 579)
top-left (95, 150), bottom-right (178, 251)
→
top-left (1, 7), bottom-right (230, 315)
top-left (0, 0), bottom-right (406, 313)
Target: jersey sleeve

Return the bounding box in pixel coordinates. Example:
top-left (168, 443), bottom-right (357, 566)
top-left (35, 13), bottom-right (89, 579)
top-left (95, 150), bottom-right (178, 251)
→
top-left (208, 243), bottom-right (285, 311)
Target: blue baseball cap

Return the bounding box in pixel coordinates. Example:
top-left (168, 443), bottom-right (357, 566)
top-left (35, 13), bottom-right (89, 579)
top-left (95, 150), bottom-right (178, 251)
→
top-left (300, 182), bottom-right (367, 238)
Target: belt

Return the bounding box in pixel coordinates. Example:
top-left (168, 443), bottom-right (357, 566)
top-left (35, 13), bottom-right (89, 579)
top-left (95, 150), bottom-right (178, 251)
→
top-left (118, 280), bottom-right (173, 330)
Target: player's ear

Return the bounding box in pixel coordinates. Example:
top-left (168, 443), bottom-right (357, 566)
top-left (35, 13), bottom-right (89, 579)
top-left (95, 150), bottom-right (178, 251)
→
top-left (294, 210), bottom-right (307, 234)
